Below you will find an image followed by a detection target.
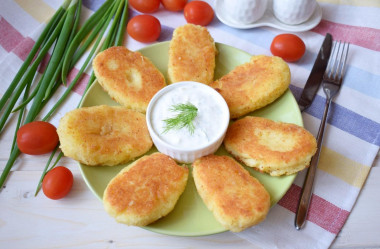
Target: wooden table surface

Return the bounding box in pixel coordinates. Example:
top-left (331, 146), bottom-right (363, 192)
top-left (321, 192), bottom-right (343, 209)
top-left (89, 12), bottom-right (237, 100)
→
top-left (0, 122), bottom-right (379, 248)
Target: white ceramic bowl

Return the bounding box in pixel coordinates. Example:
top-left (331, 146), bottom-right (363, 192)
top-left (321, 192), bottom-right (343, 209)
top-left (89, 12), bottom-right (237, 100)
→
top-left (146, 81), bottom-right (230, 163)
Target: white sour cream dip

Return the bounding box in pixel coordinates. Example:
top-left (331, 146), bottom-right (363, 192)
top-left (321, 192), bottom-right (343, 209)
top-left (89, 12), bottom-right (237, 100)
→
top-left (146, 81), bottom-right (230, 162)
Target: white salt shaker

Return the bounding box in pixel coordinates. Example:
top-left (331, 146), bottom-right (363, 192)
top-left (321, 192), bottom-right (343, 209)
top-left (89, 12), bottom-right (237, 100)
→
top-left (273, 0), bottom-right (317, 25)
top-left (223, 0), bottom-right (268, 24)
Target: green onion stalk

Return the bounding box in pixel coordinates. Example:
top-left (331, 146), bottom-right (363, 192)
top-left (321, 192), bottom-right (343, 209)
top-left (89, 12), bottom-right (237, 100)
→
top-left (0, 0), bottom-right (129, 193)
top-left (35, 0), bottom-right (129, 195)
top-left (0, 10), bottom-right (69, 132)
top-left (0, 1), bottom-right (68, 114)
top-left (0, 0), bottom-right (75, 189)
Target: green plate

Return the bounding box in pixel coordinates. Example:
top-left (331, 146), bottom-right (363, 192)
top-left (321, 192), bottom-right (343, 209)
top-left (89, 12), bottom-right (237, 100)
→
top-left (79, 42), bottom-right (303, 236)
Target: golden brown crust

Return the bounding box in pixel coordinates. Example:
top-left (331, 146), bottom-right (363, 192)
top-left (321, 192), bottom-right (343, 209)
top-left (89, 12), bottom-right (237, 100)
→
top-left (192, 155), bottom-right (270, 232)
top-left (168, 24), bottom-right (217, 84)
top-left (224, 116), bottom-right (317, 176)
top-left (210, 55), bottom-right (290, 119)
top-left (93, 46), bottom-right (166, 113)
top-left (103, 153), bottom-right (189, 226)
top-left (57, 105), bottom-right (152, 166)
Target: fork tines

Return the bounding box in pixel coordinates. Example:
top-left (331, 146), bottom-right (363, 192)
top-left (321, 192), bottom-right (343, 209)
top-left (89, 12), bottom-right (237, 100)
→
top-left (324, 40), bottom-right (350, 83)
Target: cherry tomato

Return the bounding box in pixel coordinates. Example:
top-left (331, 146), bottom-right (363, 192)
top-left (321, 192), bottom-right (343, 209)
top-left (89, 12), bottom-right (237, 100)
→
top-left (16, 121), bottom-right (59, 155)
top-left (184, 1), bottom-right (214, 26)
top-left (127, 15), bottom-right (161, 43)
top-left (161, 0), bottom-right (187, 11)
top-left (130, 0), bottom-right (161, 13)
top-left (270, 34), bottom-right (306, 62)
top-left (42, 166), bottom-right (73, 200)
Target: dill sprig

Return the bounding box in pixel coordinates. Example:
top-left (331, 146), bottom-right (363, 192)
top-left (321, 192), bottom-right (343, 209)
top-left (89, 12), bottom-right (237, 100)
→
top-left (163, 102), bottom-right (198, 134)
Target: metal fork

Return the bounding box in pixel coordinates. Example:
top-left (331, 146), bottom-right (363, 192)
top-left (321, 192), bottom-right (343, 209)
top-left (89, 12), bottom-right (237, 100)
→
top-left (295, 40), bottom-right (350, 230)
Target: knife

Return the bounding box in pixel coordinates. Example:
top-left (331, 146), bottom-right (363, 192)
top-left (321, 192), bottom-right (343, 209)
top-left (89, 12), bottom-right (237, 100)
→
top-left (298, 33), bottom-right (333, 112)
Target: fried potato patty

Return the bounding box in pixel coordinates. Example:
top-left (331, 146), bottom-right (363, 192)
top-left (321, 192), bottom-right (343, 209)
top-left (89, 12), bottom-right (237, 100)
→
top-left (168, 24), bottom-right (217, 84)
top-left (224, 116), bottom-right (317, 176)
top-left (103, 153), bottom-right (189, 226)
top-left (57, 105), bottom-right (152, 166)
top-left (210, 55), bottom-right (290, 119)
top-left (93, 46), bottom-right (166, 113)
top-left (193, 155), bottom-right (270, 232)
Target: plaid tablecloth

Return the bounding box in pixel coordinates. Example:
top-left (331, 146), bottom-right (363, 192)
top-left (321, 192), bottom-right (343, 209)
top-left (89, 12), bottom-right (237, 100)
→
top-left (1, 1), bottom-right (379, 248)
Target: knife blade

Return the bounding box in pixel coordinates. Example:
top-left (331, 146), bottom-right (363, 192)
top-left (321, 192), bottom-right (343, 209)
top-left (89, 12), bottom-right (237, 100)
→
top-left (298, 33), bottom-right (333, 112)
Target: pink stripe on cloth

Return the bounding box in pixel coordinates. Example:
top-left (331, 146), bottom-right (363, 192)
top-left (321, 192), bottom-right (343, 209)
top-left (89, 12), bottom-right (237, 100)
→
top-left (67, 68), bottom-right (91, 95)
top-left (0, 16), bottom-right (48, 73)
top-left (312, 19), bottom-right (380, 51)
top-left (278, 184), bottom-right (350, 234)
top-left (0, 17), bottom-right (90, 96)
top-left (0, 17), bottom-right (24, 52)
top-left (0, 17), bottom-right (35, 61)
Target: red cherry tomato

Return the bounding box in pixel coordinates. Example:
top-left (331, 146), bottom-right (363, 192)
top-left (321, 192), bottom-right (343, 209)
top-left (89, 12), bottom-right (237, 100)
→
top-left (184, 1), bottom-right (214, 26)
top-left (161, 0), bottom-right (187, 11)
top-left (42, 166), bottom-right (73, 200)
top-left (130, 0), bottom-right (161, 13)
top-left (127, 15), bottom-right (161, 43)
top-left (270, 34), bottom-right (306, 62)
top-left (16, 121), bottom-right (59, 155)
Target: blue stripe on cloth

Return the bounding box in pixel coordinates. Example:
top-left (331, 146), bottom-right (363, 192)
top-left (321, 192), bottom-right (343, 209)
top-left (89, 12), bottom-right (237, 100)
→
top-left (212, 20), bottom-right (275, 51)
top-left (344, 66), bottom-right (380, 99)
top-left (290, 85), bottom-right (380, 146)
top-left (158, 25), bottom-right (174, 42)
top-left (82, 0), bottom-right (104, 11)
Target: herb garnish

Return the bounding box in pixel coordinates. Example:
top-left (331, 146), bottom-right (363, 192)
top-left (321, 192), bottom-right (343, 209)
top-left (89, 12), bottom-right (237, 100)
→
top-left (163, 102), bottom-right (198, 134)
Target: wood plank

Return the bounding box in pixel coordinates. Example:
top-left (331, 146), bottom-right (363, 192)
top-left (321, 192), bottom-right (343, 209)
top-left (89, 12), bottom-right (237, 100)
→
top-left (0, 170), bottom-right (254, 249)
